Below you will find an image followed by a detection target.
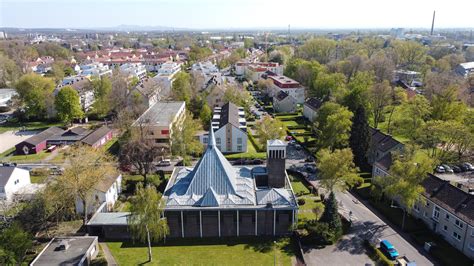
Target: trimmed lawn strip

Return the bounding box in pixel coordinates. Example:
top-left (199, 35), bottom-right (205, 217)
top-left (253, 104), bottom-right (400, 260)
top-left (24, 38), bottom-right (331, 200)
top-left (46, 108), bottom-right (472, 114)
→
top-left (6, 150), bottom-right (50, 162)
top-left (107, 237), bottom-right (294, 266)
top-left (0, 121), bottom-right (63, 134)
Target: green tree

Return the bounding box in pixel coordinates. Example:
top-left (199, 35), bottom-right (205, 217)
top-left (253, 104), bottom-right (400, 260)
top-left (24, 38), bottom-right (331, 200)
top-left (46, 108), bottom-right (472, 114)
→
top-left (222, 84), bottom-right (254, 114)
top-left (171, 72), bottom-right (193, 105)
top-left (199, 103), bottom-right (212, 129)
top-left (349, 106), bottom-right (371, 171)
top-left (430, 86), bottom-right (467, 122)
top-left (128, 183), bottom-right (169, 263)
top-left (92, 76), bottom-right (112, 117)
top-left (369, 80), bottom-right (392, 128)
top-left (55, 86), bottom-right (84, 124)
top-left (0, 223), bottom-right (33, 264)
top-left (319, 192), bottom-right (343, 242)
top-left (374, 146), bottom-right (435, 212)
top-left (298, 38), bottom-right (337, 64)
top-left (311, 72), bottom-right (347, 102)
top-left (171, 111), bottom-right (203, 163)
top-left (284, 58), bottom-right (323, 89)
top-left (255, 116), bottom-right (286, 148)
top-left (15, 73), bottom-right (55, 119)
top-left (393, 95), bottom-right (431, 140)
top-left (314, 102), bottom-right (353, 150)
top-left (391, 40), bottom-right (427, 70)
top-left (344, 71), bottom-right (374, 113)
top-left (316, 148), bottom-right (362, 192)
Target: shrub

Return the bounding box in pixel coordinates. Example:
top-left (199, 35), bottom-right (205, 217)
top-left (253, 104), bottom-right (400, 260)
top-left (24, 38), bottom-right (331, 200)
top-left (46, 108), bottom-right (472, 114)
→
top-left (298, 198), bottom-right (306, 205)
top-left (363, 240), bottom-right (393, 266)
top-left (304, 222), bottom-right (337, 245)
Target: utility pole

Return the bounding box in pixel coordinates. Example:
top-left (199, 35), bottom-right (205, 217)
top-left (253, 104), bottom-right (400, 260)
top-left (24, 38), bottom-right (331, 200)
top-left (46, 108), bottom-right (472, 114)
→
top-left (430, 10), bottom-right (436, 36)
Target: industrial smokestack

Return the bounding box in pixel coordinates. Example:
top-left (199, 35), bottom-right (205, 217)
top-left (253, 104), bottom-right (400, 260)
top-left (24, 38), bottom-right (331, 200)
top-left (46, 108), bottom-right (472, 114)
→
top-left (431, 10), bottom-right (436, 36)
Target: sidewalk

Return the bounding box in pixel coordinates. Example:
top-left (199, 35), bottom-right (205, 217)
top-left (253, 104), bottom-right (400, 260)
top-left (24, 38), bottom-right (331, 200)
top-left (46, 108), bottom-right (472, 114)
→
top-left (100, 243), bottom-right (118, 266)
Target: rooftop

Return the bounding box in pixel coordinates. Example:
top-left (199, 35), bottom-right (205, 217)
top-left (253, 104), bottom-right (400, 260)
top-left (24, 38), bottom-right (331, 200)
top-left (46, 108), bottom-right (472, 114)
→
top-left (19, 127), bottom-right (65, 146)
top-left (88, 212), bottom-right (129, 226)
top-left (31, 237), bottom-right (97, 266)
top-left (81, 126), bottom-right (112, 146)
top-left (304, 97), bottom-right (323, 111)
top-left (459, 62), bottom-right (474, 69)
top-left (132, 101), bottom-right (185, 127)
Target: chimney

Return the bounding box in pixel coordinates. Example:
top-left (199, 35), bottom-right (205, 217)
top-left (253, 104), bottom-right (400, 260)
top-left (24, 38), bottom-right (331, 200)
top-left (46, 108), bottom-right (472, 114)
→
top-left (431, 10), bottom-right (436, 36)
top-left (266, 140), bottom-right (287, 188)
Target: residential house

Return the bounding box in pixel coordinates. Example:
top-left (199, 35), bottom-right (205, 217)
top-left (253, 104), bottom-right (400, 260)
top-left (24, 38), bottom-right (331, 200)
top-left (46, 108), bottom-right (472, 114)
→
top-left (235, 62), bottom-right (283, 79)
top-left (129, 77), bottom-right (165, 109)
top-left (119, 63), bottom-right (147, 79)
top-left (368, 127), bottom-right (404, 166)
top-left (412, 174), bottom-right (474, 260)
top-left (206, 84), bottom-right (228, 108)
top-left (81, 126), bottom-right (113, 148)
top-left (80, 62), bottom-right (112, 77)
top-left (0, 166), bottom-right (31, 201)
top-left (201, 102), bottom-right (247, 153)
top-left (75, 174), bottom-right (122, 214)
top-left (273, 91), bottom-right (297, 113)
top-left (163, 129), bottom-right (297, 238)
top-left (455, 62), bottom-right (474, 78)
top-left (303, 97), bottom-right (322, 122)
top-left (154, 61), bottom-right (182, 91)
top-left (268, 75), bottom-right (305, 104)
top-left (30, 236), bottom-right (99, 266)
top-left (131, 101), bottom-right (186, 149)
top-left (15, 127), bottom-right (65, 155)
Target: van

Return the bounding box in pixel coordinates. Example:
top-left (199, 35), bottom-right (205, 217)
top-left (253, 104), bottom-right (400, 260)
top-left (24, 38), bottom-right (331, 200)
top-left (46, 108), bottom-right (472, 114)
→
top-left (380, 240), bottom-right (399, 260)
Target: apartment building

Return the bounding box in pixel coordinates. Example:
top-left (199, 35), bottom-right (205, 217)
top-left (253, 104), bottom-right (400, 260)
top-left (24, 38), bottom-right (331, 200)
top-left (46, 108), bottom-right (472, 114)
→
top-left (267, 75), bottom-right (305, 104)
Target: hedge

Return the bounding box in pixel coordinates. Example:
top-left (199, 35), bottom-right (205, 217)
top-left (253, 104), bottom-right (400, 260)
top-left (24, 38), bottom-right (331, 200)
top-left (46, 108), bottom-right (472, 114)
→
top-left (363, 240), bottom-right (394, 266)
top-left (248, 133), bottom-right (264, 152)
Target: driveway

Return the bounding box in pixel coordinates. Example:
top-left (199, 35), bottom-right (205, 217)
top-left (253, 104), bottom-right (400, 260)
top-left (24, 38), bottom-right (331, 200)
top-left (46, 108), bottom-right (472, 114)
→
top-left (0, 130), bottom-right (38, 154)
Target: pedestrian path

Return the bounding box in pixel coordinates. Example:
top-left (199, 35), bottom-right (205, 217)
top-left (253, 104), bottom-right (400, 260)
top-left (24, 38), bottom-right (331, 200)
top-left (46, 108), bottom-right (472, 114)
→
top-left (99, 243), bottom-right (118, 266)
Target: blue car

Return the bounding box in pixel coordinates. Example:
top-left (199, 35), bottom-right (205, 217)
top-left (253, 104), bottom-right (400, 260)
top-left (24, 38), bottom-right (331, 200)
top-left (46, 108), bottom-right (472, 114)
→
top-left (380, 240), bottom-right (399, 260)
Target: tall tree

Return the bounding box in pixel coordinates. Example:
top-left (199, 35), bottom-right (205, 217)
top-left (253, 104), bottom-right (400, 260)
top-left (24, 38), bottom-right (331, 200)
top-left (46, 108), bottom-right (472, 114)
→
top-left (92, 76), bottom-right (112, 117)
top-left (344, 71), bottom-right (374, 113)
top-left (55, 145), bottom-right (117, 225)
top-left (55, 86), bottom-right (84, 124)
top-left (128, 183), bottom-right (169, 263)
top-left (15, 73), bottom-right (55, 119)
top-left (314, 102), bottom-right (353, 150)
top-left (0, 52), bottom-right (21, 87)
top-left (369, 80), bottom-right (392, 128)
top-left (171, 72), bottom-right (193, 105)
top-left (170, 111), bottom-right (204, 163)
top-left (298, 38), bottom-right (337, 64)
top-left (199, 103), bottom-right (212, 129)
top-left (393, 95), bottom-right (431, 140)
top-left (255, 116), bottom-right (286, 148)
top-left (391, 40), bottom-right (427, 70)
top-left (319, 192), bottom-right (343, 241)
top-left (120, 137), bottom-right (164, 186)
top-left (374, 146), bottom-right (435, 211)
top-left (316, 148), bottom-right (362, 192)
top-left (349, 106), bottom-right (371, 171)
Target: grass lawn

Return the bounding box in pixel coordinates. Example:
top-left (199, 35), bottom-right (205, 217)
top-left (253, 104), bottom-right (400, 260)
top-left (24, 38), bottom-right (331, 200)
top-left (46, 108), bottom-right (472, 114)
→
top-left (5, 150), bottom-right (51, 162)
top-left (30, 174), bottom-right (48, 183)
top-left (107, 237), bottom-right (294, 266)
top-left (0, 147), bottom-right (15, 158)
top-left (225, 139), bottom-right (266, 160)
top-left (288, 173), bottom-right (323, 225)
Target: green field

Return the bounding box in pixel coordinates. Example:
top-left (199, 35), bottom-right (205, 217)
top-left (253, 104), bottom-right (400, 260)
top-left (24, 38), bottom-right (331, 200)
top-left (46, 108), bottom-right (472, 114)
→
top-left (3, 150), bottom-right (51, 162)
top-left (107, 237), bottom-right (294, 266)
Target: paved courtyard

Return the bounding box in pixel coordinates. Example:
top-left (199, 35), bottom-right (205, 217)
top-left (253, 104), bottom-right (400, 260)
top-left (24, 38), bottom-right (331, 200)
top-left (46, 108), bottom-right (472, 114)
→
top-left (0, 130), bottom-right (38, 154)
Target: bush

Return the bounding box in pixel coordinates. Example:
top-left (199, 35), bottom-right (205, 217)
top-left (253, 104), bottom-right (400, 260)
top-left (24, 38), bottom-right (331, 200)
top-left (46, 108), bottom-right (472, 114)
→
top-left (303, 222), bottom-right (337, 245)
top-left (298, 198), bottom-right (306, 205)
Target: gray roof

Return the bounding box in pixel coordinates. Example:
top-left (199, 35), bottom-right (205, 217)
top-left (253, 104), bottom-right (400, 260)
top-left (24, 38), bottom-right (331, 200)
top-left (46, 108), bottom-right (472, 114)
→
top-left (217, 102), bottom-right (241, 129)
top-left (164, 126), bottom-right (297, 209)
top-left (31, 237), bottom-right (97, 266)
top-left (132, 101), bottom-right (185, 127)
top-left (20, 127), bottom-right (65, 146)
top-left (0, 166), bottom-right (15, 187)
top-left (81, 126), bottom-right (112, 146)
top-left (88, 212), bottom-right (129, 226)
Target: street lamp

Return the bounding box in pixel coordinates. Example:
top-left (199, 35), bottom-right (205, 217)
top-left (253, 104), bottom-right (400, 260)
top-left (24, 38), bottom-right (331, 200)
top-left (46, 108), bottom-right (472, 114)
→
top-left (390, 204), bottom-right (406, 230)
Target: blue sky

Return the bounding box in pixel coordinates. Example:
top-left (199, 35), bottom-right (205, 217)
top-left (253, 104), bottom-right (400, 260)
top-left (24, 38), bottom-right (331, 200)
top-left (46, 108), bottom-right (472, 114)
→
top-left (1, 0), bottom-right (473, 29)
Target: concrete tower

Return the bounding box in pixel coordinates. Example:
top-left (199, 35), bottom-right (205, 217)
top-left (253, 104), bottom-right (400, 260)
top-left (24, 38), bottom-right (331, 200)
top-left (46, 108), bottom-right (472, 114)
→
top-left (266, 140), bottom-right (287, 188)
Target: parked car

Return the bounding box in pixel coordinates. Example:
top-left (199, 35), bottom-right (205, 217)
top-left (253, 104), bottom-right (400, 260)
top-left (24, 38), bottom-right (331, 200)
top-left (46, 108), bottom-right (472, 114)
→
top-left (452, 165), bottom-right (462, 173)
top-left (435, 165), bottom-right (445, 173)
top-left (285, 136), bottom-right (293, 141)
top-left (232, 159), bottom-right (246, 165)
top-left (305, 157), bottom-right (315, 163)
top-left (157, 159), bottom-right (171, 167)
top-left (441, 164), bottom-right (454, 173)
top-left (463, 162), bottom-right (474, 171)
top-left (251, 159), bottom-right (264, 165)
top-left (380, 240), bottom-right (399, 260)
